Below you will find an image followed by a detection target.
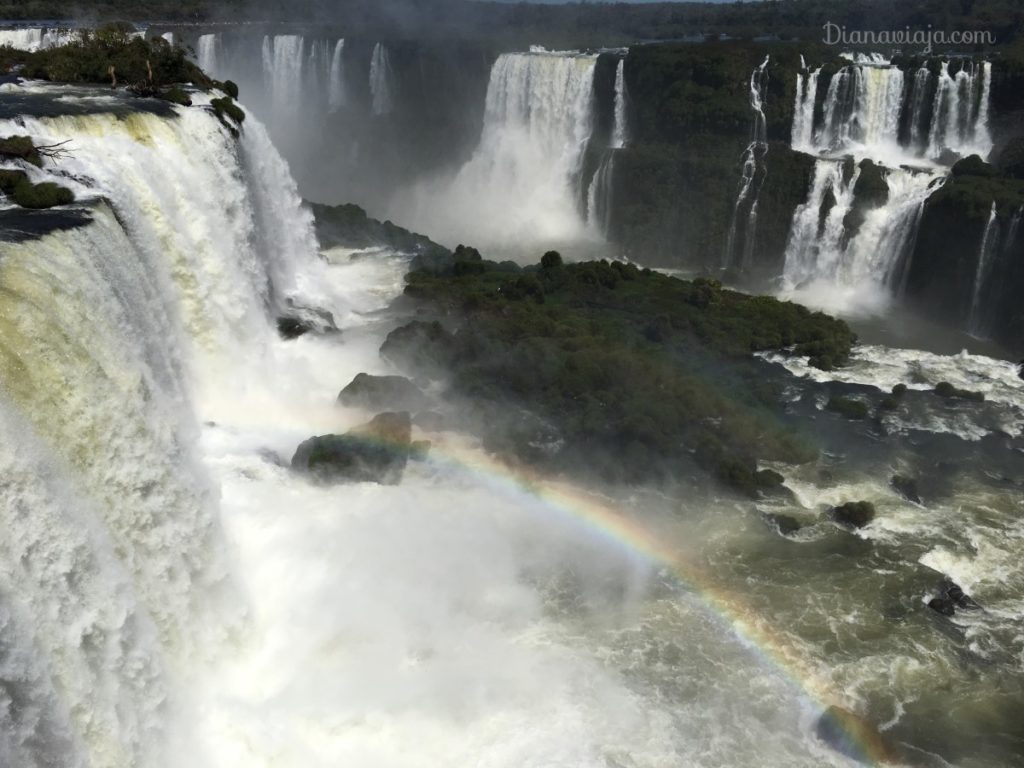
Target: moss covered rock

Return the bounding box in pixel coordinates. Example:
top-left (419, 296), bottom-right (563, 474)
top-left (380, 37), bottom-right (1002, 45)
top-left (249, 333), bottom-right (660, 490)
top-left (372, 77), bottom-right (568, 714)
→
top-left (0, 136), bottom-right (42, 167)
top-left (292, 412), bottom-right (413, 485)
top-left (12, 181), bottom-right (74, 209)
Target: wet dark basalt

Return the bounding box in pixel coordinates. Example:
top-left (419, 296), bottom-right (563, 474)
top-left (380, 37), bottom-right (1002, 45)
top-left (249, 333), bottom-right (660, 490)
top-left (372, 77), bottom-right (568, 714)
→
top-left (292, 411), bottom-right (413, 485)
top-left (338, 373), bottom-right (428, 411)
top-left (891, 474), bottom-right (922, 505)
top-left (276, 303), bottom-right (339, 340)
top-left (928, 579), bottom-right (982, 617)
top-left (831, 501), bottom-right (876, 529)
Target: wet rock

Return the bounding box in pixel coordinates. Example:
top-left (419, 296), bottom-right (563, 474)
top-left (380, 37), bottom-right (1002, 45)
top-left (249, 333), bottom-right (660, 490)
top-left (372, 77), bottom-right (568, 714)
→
top-left (276, 301), bottom-right (339, 340)
top-left (380, 320), bottom-right (454, 376)
top-left (831, 501), bottom-right (876, 529)
top-left (338, 372), bottom-right (428, 411)
top-left (928, 596), bottom-right (956, 616)
top-left (928, 579), bottom-right (981, 617)
top-left (891, 474), bottom-right (922, 505)
top-left (292, 412), bottom-right (412, 485)
top-left (410, 440), bottom-right (431, 460)
top-left (1017, 360), bottom-right (1024, 381)
top-left (766, 513), bottom-right (802, 536)
top-left (815, 706), bottom-right (901, 764)
top-left (934, 381), bottom-right (985, 402)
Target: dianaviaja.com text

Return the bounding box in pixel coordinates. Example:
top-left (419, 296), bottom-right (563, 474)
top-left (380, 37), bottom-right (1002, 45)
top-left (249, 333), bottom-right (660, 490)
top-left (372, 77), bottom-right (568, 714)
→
top-left (823, 22), bottom-right (995, 53)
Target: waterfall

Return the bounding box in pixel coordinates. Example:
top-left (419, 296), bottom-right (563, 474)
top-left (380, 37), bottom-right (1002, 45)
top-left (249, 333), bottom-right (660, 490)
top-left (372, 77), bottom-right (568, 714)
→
top-left (197, 33), bottom-right (220, 76)
top-left (782, 159), bottom-right (939, 309)
top-left (812, 63), bottom-right (904, 155)
top-left (586, 152), bottom-right (615, 236)
top-left (724, 56), bottom-right (769, 270)
top-left (262, 35), bottom-right (307, 115)
top-left (783, 55), bottom-right (993, 313)
top-left (0, 89), bottom-right (320, 767)
top-left (611, 58), bottom-right (629, 149)
top-left (328, 39), bottom-right (347, 111)
top-left (370, 43), bottom-right (394, 116)
top-left (968, 202), bottom-right (1001, 335)
top-left (400, 50), bottom-right (599, 245)
top-left (0, 27), bottom-right (76, 52)
top-left (926, 61), bottom-right (993, 161)
top-left (791, 64), bottom-right (821, 152)
top-left (906, 65), bottom-right (933, 153)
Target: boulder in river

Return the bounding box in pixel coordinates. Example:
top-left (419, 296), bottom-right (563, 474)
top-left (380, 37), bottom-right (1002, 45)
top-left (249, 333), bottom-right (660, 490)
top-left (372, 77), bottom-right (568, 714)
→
top-left (831, 501), bottom-right (876, 529)
top-left (891, 474), bottom-right (922, 505)
top-left (292, 411), bottom-right (412, 485)
top-left (338, 372), bottom-right (428, 411)
top-left (277, 301), bottom-right (339, 340)
top-left (928, 578), bottom-right (981, 617)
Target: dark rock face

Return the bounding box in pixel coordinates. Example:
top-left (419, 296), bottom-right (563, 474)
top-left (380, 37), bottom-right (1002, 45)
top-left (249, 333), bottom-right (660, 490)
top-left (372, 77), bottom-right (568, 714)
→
top-left (891, 474), bottom-right (922, 505)
top-left (276, 302), bottom-right (339, 340)
top-left (934, 382), bottom-right (985, 402)
top-left (766, 513), bottom-right (802, 536)
top-left (338, 373), bottom-right (428, 411)
top-left (815, 706), bottom-right (900, 765)
top-left (379, 320), bottom-right (454, 376)
top-left (831, 501), bottom-right (876, 529)
top-left (292, 412), bottom-right (413, 485)
top-left (928, 579), bottom-right (982, 617)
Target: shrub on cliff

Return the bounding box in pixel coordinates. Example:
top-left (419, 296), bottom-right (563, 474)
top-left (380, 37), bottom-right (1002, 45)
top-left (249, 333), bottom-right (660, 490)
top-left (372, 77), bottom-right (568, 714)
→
top-left (6, 26), bottom-right (211, 90)
top-left (11, 180), bottom-right (75, 209)
top-left (393, 252), bottom-right (851, 492)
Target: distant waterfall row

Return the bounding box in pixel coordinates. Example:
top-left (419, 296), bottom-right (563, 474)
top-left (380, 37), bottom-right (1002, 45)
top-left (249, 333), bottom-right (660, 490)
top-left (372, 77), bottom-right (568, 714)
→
top-left (791, 58), bottom-right (992, 162)
top-left (196, 33), bottom-right (390, 117)
top-left (781, 55), bottom-right (995, 316)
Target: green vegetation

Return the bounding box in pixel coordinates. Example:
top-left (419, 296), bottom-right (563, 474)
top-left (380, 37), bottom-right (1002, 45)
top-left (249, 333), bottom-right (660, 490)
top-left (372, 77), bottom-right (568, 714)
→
top-left (0, 169), bottom-right (28, 193)
top-left (826, 396), bottom-right (869, 420)
top-left (0, 136), bottom-right (43, 168)
top-left (389, 250), bottom-right (855, 493)
top-left (11, 180), bottom-right (74, 209)
top-left (210, 95), bottom-right (245, 131)
top-left (0, 23), bottom-right (211, 91)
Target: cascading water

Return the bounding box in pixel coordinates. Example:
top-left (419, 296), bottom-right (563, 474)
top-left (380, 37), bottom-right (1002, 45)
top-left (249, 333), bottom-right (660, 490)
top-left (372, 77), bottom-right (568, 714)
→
top-left (0, 27), bottom-right (76, 52)
top-left (369, 43), bottom-right (394, 116)
top-left (927, 61), bottom-right (993, 161)
top-left (197, 33), bottom-right (220, 75)
top-left (968, 202), bottom-right (1001, 335)
top-left (585, 56), bottom-right (628, 237)
top-left (782, 54), bottom-right (992, 313)
top-left (401, 50), bottom-right (600, 246)
top-left (262, 35), bottom-right (307, 116)
top-left (724, 56), bottom-right (769, 271)
top-left (791, 64), bottom-right (821, 152)
top-left (611, 57), bottom-right (629, 150)
top-left (328, 39), bottom-right (347, 111)
top-left (0, 89), bottom-right (319, 768)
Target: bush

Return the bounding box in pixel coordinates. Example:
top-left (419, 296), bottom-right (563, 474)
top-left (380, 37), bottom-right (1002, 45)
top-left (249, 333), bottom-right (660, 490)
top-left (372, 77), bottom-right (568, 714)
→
top-left (826, 396), bottom-right (868, 420)
top-left (0, 136), bottom-right (42, 167)
top-left (12, 180), bottom-right (74, 209)
top-left (208, 96), bottom-right (244, 125)
top-left (0, 168), bottom-right (28, 193)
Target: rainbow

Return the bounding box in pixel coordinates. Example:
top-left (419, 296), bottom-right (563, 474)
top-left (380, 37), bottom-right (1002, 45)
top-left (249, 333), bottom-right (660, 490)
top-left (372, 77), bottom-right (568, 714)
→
top-left (413, 434), bottom-right (898, 767)
top-left (289, 418), bottom-right (898, 765)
